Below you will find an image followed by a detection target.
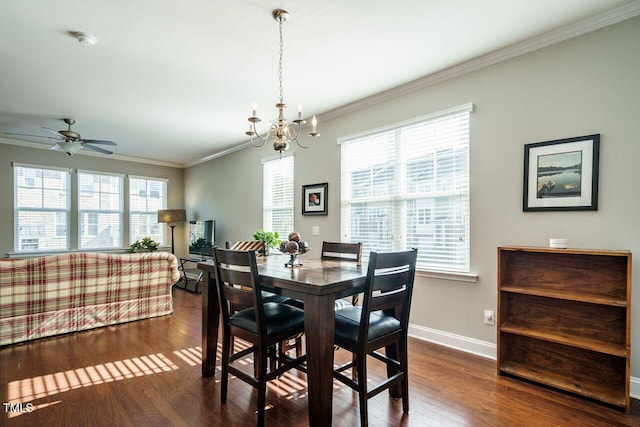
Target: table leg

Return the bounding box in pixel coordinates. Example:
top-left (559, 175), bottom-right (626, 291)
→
top-left (304, 294), bottom-right (335, 427)
top-left (201, 270), bottom-right (219, 377)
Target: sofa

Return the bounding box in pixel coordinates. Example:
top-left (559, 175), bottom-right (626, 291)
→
top-left (0, 252), bottom-right (180, 346)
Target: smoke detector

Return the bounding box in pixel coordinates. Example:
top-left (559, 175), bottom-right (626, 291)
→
top-left (75, 32), bottom-right (97, 46)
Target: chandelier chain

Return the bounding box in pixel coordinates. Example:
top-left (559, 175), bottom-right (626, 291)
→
top-left (278, 18), bottom-right (284, 104)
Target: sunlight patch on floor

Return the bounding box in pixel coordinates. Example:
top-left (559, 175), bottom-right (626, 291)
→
top-left (6, 353), bottom-right (178, 417)
top-left (173, 346), bottom-right (203, 366)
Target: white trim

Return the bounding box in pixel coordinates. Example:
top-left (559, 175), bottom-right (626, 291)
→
top-left (127, 174), bottom-right (169, 183)
top-left (1, 139), bottom-right (182, 168)
top-left (12, 162), bottom-right (71, 173)
top-left (408, 323), bottom-right (640, 400)
top-left (76, 169), bottom-right (125, 178)
top-left (185, 141), bottom-right (251, 167)
top-left (416, 269), bottom-right (478, 283)
top-left (321, 1), bottom-right (640, 123)
top-left (408, 323), bottom-right (496, 360)
top-left (5, 247), bottom-right (171, 258)
top-left (337, 103), bottom-right (474, 144)
top-left (632, 376), bottom-right (640, 400)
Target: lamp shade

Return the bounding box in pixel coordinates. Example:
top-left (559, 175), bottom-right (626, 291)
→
top-left (157, 209), bottom-right (187, 224)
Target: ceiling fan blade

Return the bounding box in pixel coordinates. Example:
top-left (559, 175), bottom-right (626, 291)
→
top-left (42, 127), bottom-right (63, 137)
top-left (82, 144), bottom-right (113, 155)
top-left (82, 139), bottom-right (117, 146)
top-left (51, 144), bottom-right (63, 151)
top-left (4, 132), bottom-right (63, 140)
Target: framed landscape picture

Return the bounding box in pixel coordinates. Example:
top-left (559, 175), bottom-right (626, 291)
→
top-left (302, 182), bottom-right (328, 215)
top-left (523, 134), bottom-right (600, 211)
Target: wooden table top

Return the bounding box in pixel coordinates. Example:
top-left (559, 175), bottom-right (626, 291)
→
top-left (198, 253), bottom-right (367, 296)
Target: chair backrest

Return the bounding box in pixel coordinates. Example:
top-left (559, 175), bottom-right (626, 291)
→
top-left (321, 241), bottom-right (363, 262)
top-left (359, 249), bottom-right (418, 344)
top-left (213, 248), bottom-right (267, 337)
top-left (225, 240), bottom-right (266, 253)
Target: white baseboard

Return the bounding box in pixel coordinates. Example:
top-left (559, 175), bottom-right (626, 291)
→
top-left (408, 323), bottom-right (639, 400)
top-left (632, 377), bottom-right (640, 400)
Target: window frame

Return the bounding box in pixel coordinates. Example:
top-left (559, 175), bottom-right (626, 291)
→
top-left (128, 175), bottom-right (168, 245)
top-left (262, 154), bottom-right (294, 238)
top-left (13, 163), bottom-right (71, 253)
top-left (339, 103), bottom-right (473, 274)
top-left (77, 170), bottom-right (124, 250)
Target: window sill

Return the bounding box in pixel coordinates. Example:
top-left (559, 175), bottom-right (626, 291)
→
top-left (416, 269), bottom-right (478, 283)
top-left (5, 247), bottom-right (170, 259)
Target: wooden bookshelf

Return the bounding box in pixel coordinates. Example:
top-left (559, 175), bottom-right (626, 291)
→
top-left (497, 246), bottom-right (631, 412)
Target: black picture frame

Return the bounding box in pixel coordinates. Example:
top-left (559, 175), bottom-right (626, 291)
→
top-left (302, 183), bottom-right (328, 216)
top-left (523, 134), bottom-right (600, 211)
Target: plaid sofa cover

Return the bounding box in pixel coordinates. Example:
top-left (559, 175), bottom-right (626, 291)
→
top-left (0, 252), bottom-right (180, 346)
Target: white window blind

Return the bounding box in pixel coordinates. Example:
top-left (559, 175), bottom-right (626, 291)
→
top-left (13, 164), bottom-right (70, 252)
top-left (340, 104), bottom-right (472, 272)
top-left (263, 155), bottom-right (294, 238)
top-left (78, 171), bottom-right (123, 249)
top-left (129, 176), bottom-right (167, 245)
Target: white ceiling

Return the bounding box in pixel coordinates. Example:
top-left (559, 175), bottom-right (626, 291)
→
top-left (0, 0), bottom-right (637, 167)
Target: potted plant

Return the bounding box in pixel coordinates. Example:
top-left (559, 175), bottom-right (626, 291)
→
top-left (129, 237), bottom-right (160, 253)
top-left (252, 229), bottom-right (281, 255)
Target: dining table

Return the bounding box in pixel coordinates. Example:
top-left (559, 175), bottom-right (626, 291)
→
top-left (198, 254), bottom-right (367, 427)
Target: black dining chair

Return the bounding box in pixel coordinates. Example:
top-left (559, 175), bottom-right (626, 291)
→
top-left (212, 247), bottom-right (307, 427)
top-left (226, 240), bottom-right (303, 360)
top-left (332, 248), bottom-right (417, 427)
top-left (321, 241), bottom-right (363, 308)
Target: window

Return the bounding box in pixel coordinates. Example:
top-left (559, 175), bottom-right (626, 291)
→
top-left (78, 171), bottom-right (123, 249)
top-left (340, 103), bottom-right (472, 272)
top-left (13, 164), bottom-right (70, 252)
top-left (129, 176), bottom-right (167, 244)
top-left (263, 155), bottom-right (294, 238)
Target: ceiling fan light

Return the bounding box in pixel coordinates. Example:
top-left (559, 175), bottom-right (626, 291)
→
top-left (59, 141), bottom-right (82, 155)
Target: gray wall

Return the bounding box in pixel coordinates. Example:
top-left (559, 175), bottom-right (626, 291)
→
top-left (184, 17), bottom-right (640, 376)
top-left (0, 142), bottom-right (186, 256)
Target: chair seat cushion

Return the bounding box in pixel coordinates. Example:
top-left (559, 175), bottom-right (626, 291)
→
top-left (334, 306), bottom-right (401, 345)
top-left (230, 302), bottom-right (305, 336)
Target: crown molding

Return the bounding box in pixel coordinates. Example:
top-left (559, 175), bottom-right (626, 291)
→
top-left (320, 0), bottom-right (640, 122)
top-left (0, 137), bottom-right (183, 168)
top-left (191, 1), bottom-right (640, 165)
top-left (184, 141), bottom-right (251, 168)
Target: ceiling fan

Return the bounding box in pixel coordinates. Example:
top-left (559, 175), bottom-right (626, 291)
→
top-left (5, 118), bottom-right (117, 156)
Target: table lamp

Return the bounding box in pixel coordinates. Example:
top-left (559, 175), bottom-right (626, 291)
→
top-left (157, 209), bottom-right (186, 254)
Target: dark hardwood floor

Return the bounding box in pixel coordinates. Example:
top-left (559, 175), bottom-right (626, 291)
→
top-left (1, 287), bottom-right (638, 426)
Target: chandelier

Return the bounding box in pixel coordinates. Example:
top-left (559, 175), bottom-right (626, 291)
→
top-left (246, 9), bottom-right (319, 153)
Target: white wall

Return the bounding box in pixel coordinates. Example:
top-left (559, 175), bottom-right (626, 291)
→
top-left (186, 17), bottom-right (640, 375)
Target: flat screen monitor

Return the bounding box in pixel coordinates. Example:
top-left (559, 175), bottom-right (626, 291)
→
top-left (189, 220), bottom-right (215, 258)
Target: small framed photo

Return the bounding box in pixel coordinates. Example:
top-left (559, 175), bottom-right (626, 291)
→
top-left (302, 183), bottom-right (328, 216)
top-left (523, 134), bottom-right (600, 211)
